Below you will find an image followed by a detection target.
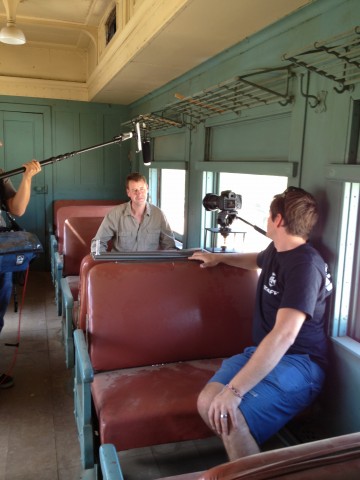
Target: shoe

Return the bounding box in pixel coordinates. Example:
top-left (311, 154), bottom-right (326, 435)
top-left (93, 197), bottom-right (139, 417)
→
top-left (0, 374), bottom-right (14, 389)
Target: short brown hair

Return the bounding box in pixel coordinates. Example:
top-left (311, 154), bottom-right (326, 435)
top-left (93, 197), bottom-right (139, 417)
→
top-left (125, 172), bottom-right (147, 189)
top-left (270, 187), bottom-right (318, 239)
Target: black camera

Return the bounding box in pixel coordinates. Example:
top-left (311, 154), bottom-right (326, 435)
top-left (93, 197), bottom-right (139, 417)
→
top-left (203, 190), bottom-right (242, 212)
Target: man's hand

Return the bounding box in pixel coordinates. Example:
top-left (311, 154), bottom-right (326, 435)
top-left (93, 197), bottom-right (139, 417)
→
top-left (188, 250), bottom-right (220, 268)
top-left (22, 160), bottom-right (41, 178)
top-left (208, 386), bottom-right (242, 436)
top-left (7, 160), bottom-right (42, 216)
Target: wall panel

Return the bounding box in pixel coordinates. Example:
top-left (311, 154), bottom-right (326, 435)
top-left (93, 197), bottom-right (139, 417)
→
top-left (153, 131), bottom-right (187, 162)
top-left (208, 113), bottom-right (291, 162)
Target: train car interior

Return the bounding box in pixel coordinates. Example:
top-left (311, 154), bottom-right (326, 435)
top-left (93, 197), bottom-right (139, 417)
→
top-left (1, 0), bottom-right (360, 479)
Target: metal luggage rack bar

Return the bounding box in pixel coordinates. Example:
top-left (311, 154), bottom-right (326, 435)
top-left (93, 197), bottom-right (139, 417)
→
top-left (124, 68), bottom-right (292, 132)
top-left (122, 112), bottom-right (187, 133)
top-left (168, 67), bottom-right (293, 125)
top-left (283, 26), bottom-right (360, 92)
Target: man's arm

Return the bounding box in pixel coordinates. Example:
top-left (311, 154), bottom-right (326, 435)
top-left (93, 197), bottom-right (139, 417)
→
top-left (7, 160), bottom-right (41, 216)
top-left (189, 250), bottom-right (259, 270)
top-left (159, 214), bottom-right (176, 250)
top-left (228, 308), bottom-right (306, 394)
top-left (91, 211), bottom-right (117, 253)
top-left (91, 222), bottom-right (112, 253)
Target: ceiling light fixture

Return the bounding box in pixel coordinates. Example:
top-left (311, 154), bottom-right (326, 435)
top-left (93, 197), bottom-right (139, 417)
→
top-left (0, 19), bottom-right (25, 44)
top-left (0, 0), bottom-right (26, 45)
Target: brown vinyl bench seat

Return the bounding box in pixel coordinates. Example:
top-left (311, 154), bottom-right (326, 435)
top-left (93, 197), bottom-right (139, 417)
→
top-left (73, 258), bottom-right (258, 469)
top-left (50, 201), bottom-right (121, 314)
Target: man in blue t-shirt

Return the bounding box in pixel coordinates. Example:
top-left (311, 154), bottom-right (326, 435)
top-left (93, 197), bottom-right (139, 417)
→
top-left (189, 187), bottom-right (332, 461)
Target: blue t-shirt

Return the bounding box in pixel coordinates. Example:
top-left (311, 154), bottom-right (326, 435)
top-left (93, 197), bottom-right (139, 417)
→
top-left (254, 242), bottom-right (332, 370)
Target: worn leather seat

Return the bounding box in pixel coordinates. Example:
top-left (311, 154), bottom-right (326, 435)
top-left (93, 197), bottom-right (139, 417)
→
top-left (74, 259), bottom-right (258, 467)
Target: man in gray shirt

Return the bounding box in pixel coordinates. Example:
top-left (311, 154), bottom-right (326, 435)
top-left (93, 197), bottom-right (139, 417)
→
top-left (91, 172), bottom-right (176, 253)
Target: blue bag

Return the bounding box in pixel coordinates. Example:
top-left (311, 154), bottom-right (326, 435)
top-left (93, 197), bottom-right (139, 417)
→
top-left (0, 230), bottom-right (43, 273)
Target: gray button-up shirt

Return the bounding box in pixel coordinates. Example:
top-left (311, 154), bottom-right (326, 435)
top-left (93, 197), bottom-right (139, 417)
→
top-left (91, 201), bottom-right (176, 253)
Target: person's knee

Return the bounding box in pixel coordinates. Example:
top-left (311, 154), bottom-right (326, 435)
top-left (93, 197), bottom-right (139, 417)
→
top-left (197, 387), bottom-right (209, 418)
top-left (197, 382), bottom-right (223, 418)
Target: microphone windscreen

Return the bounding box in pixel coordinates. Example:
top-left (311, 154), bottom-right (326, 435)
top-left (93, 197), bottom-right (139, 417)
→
top-left (135, 122), bottom-right (142, 152)
top-left (142, 140), bottom-right (151, 166)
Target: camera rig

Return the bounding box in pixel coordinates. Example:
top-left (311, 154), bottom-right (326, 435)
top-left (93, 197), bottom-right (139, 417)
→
top-left (203, 190), bottom-right (242, 240)
top-left (203, 190), bottom-right (266, 248)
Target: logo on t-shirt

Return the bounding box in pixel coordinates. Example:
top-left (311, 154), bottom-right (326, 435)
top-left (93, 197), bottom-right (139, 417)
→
top-left (269, 272), bottom-right (276, 287)
top-left (325, 263), bottom-right (333, 296)
top-left (264, 272), bottom-right (279, 295)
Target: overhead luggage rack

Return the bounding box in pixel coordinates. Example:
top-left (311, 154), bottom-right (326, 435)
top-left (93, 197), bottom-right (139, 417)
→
top-left (124, 68), bottom-right (293, 132)
top-left (169, 67), bottom-right (293, 125)
top-left (283, 26), bottom-right (360, 92)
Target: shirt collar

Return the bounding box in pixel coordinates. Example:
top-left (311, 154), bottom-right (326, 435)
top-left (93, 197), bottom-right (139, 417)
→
top-left (125, 201), bottom-right (150, 216)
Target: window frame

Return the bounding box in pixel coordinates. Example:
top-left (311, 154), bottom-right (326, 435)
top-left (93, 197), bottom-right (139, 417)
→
top-left (148, 165), bottom-right (187, 245)
top-left (331, 181), bottom-right (360, 343)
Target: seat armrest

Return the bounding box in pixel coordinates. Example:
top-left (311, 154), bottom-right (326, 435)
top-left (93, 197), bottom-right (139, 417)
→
top-left (74, 329), bottom-right (95, 468)
top-left (61, 276), bottom-right (74, 310)
top-left (50, 232), bottom-right (57, 249)
top-left (54, 251), bottom-right (63, 316)
top-left (100, 444), bottom-right (124, 480)
top-left (49, 233), bottom-right (58, 284)
top-left (54, 250), bottom-right (63, 270)
top-left (74, 329), bottom-right (94, 383)
top-left (61, 277), bottom-right (75, 368)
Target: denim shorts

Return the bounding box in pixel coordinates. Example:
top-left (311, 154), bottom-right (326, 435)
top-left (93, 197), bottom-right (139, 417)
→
top-left (209, 346), bottom-right (325, 445)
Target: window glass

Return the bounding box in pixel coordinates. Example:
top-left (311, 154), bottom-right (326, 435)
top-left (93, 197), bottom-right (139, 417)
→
top-left (333, 182), bottom-right (360, 341)
top-left (149, 168), bottom-right (186, 239)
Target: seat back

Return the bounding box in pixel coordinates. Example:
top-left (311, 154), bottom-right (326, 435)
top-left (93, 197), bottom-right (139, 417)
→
top-left (87, 260), bottom-right (258, 371)
top-left (76, 254), bottom-right (100, 330)
top-left (62, 217), bottom-right (105, 277)
top-left (55, 204), bottom-right (118, 253)
top-left (199, 431), bottom-right (360, 480)
top-left (52, 199), bottom-right (120, 235)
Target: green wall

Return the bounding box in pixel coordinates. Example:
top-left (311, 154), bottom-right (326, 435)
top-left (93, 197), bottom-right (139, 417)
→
top-left (130, 0), bottom-right (359, 252)
top-left (128, 0), bottom-right (360, 436)
top-left (0, 96), bottom-right (129, 266)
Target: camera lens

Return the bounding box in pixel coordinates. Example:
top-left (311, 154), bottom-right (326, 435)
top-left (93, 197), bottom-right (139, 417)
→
top-left (202, 193), bottom-right (220, 211)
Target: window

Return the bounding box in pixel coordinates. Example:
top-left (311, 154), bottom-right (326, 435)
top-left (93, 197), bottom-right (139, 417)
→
top-left (149, 168), bottom-right (186, 245)
top-left (106, 7), bottom-right (117, 45)
top-left (204, 173), bottom-right (288, 252)
top-left (333, 182), bottom-right (360, 341)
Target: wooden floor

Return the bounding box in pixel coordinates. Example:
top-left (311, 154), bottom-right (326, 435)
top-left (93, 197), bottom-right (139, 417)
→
top-left (0, 271), bottom-right (81, 479)
top-left (0, 271), bottom-right (285, 480)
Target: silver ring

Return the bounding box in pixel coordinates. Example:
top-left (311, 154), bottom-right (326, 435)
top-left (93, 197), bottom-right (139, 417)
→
top-left (220, 413), bottom-right (228, 419)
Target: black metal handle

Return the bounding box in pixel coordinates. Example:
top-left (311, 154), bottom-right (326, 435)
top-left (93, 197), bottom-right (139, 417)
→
top-left (236, 215), bottom-right (267, 237)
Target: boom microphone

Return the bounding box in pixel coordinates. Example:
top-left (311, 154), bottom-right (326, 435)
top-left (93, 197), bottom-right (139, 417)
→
top-left (142, 140), bottom-right (151, 166)
top-left (0, 133), bottom-right (136, 180)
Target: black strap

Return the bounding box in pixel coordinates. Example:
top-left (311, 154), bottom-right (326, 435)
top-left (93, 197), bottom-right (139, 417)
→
top-left (1, 202), bottom-right (23, 232)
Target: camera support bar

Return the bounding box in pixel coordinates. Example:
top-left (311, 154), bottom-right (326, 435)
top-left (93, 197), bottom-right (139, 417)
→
top-left (236, 215), bottom-right (267, 237)
top-left (0, 131), bottom-right (135, 181)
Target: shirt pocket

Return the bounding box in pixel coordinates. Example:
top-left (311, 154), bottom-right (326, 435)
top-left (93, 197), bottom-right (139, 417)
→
top-left (145, 228), bottom-right (160, 250)
top-left (117, 232), bottom-right (134, 250)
